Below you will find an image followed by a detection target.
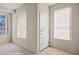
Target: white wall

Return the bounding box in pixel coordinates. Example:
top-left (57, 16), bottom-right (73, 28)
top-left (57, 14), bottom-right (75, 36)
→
top-left (12, 3), bottom-right (37, 53)
top-left (49, 4), bottom-right (79, 54)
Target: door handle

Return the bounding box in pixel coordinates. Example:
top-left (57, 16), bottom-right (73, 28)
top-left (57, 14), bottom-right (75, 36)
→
top-left (40, 31), bottom-right (42, 35)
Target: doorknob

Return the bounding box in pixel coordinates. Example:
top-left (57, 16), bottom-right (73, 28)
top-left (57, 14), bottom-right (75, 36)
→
top-left (40, 31), bottom-right (42, 35)
top-left (40, 33), bottom-right (42, 35)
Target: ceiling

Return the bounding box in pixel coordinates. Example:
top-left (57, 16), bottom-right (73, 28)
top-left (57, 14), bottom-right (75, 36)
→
top-left (47, 3), bottom-right (56, 6)
top-left (0, 3), bottom-right (24, 10)
top-left (0, 3), bottom-right (56, 10)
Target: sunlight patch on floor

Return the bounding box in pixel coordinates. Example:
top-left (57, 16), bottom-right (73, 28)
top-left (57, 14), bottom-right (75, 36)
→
top-left (39, 47), bottom-right (73, 55)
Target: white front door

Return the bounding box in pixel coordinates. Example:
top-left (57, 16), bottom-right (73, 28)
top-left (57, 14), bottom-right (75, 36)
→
top-left (39, 11), bottom-right (49, 51)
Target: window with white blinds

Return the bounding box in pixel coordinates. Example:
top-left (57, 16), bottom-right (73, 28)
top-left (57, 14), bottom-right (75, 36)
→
top-left (16, 9), bottom-right (26, 39)
top-left (54, 7), bottom-right (72, 40)
top-left (0, 12), bottom-right (7, 37)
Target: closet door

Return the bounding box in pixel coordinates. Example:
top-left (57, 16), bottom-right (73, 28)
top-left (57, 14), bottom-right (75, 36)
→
top-left (40, 11), bottom-right (49, 51)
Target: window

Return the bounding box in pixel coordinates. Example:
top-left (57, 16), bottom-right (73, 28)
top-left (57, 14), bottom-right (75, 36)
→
top-left (0, 14), bottom-right (7, 37)
top-left (16, 9), bottom-right (26, 39)
top-left (54, 7), bottom-right (72, 40)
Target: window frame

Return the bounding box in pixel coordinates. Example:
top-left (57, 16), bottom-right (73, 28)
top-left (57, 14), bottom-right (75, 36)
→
top-left (16, 9), bottom-right (27, 39)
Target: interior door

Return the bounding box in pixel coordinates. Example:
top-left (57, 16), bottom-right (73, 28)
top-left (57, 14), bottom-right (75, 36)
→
top-left (40, 11), bottom-right (49, 51)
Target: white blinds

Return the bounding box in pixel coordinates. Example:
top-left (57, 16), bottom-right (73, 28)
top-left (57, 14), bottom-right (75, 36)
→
top-left (16, 9), bottom-right (26, 39)
top-left (54, 7), bottom-right (71, 40)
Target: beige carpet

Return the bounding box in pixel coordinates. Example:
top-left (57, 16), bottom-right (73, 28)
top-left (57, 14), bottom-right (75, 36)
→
top-left (39, 47), bottom-right (73, 55)
top-left (0, 43), bottom-right (73, 55)
top-left (0, 43), bottom-right (34, 55)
